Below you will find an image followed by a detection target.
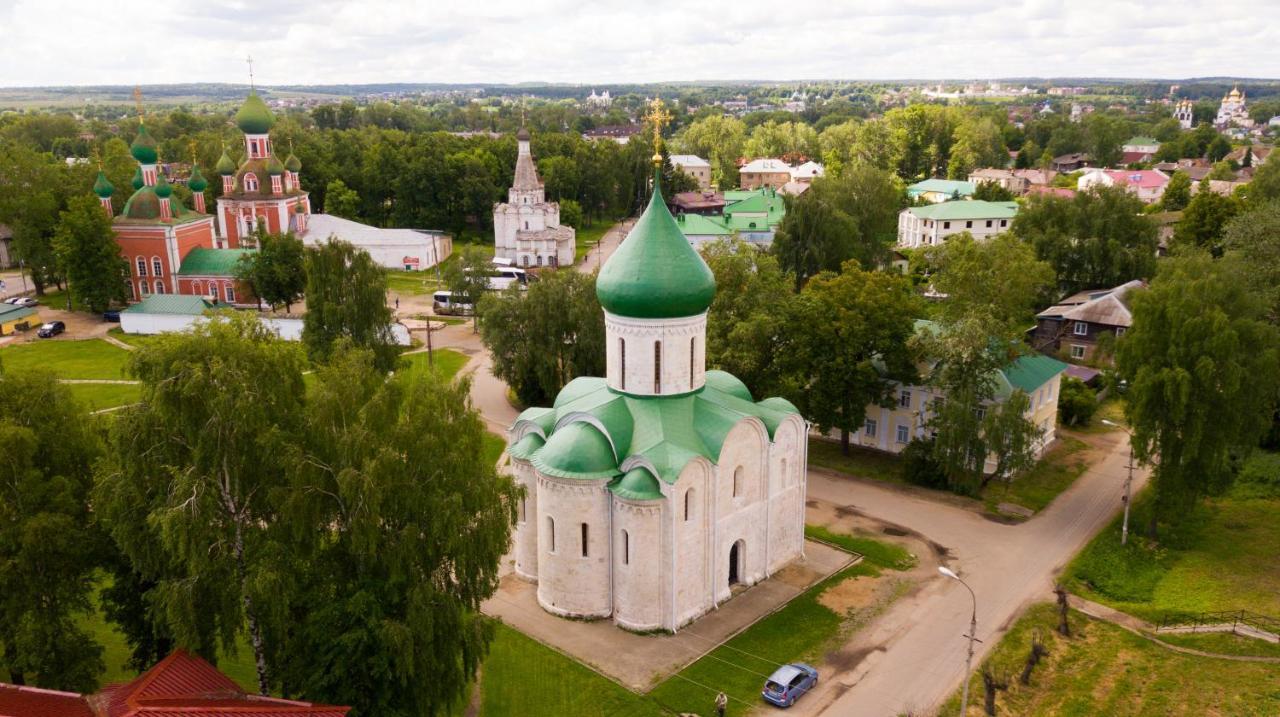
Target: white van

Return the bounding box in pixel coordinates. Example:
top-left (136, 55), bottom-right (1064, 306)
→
top-left (432, 290), bottom-right (474, 316)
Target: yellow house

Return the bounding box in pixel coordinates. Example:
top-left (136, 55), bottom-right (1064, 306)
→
top-left (0, 303), bottom-right (38, 336)
top-left (854, 349), bottom-right (1067, 473)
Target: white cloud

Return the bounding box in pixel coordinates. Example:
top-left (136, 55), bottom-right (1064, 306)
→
top-left (0, 0), bottom-right (1275, 87)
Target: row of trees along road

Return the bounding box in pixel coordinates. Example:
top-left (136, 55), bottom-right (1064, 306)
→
top-left (0, 239), bottom-right (519, 717)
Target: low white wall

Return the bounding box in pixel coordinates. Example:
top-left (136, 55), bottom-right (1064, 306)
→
top-left (122, 312), bottom-right (411, 346)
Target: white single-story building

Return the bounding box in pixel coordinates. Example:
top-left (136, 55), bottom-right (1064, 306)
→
top-left (305, 214), bottom-right (452, 271)
top-left (121, 294), bottom-right (411, 344)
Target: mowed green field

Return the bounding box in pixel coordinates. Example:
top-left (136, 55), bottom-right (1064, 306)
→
top-left (65, 382), bottom-right (141, 412)
top-left (396, 348), bottom-right (469, 382)
top-left (939, 604), bottom-right (1280, 717)
top-left (1, 338), bottom-right (132, 379)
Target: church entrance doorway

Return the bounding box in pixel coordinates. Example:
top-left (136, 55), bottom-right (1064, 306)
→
top-left (728, 540), bottom-right (744, 585)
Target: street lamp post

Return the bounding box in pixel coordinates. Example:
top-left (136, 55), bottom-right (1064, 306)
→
top-left (939, 566), bottom-right (979, 717)
top-left (1101, 419), bottom-right (1134, 545)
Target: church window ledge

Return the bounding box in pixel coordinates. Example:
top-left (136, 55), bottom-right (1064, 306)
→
top-left (152, 257), bottom-right (163, 277)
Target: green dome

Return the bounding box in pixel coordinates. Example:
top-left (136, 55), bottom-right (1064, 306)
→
top-left (531, 421), bottom-right (618, 480)
top-left (121, 187), bottom-right (161, 220)
top-left (596, 174), bottom-right (715, 319)
top-left (704, 370), bottom-right (753, 402)
top-left (130, 124), bottom-right (158, 164)
top-left (131, 166), bottom-right (144, 190)
top-left (507, 433), bottom-right (545, 461)
top-left (187, 164), bottom-right (208, 193)
top-left (235, 91), bottom-right (275, 134)
top-left (610, 467), bottom-right (663, 501)
top-left (92, 171), bottom-right (114, 198)
top-left (154, 173), bottom-right (173, 199)
top-left (215, 150), bottom-right (236, 176)
top-left (284, 153), bottom-right (301, 172)
top-left (265, 154), bottom-right (285, 176)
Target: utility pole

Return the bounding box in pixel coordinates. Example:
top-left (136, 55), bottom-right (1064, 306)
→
top-left (939, 567), bottom-right (981, 717)
top-left (1102, 419), bottom-right (1134, 545)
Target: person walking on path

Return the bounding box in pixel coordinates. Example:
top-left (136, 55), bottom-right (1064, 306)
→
top-left (715, 691), bottom-right (727, 717)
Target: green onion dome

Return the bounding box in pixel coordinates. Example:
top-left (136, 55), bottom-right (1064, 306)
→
top-left (121, 187), bottom-right (161, 220)
top-left (610, 467), bottom-right (663, 501)
top-left (265, 154), bottom-right (285, 176)
top-left (92, 171), bottom-right (114, 199)
top-left (596, 173), bottom-right (716, 319)
top-left (530, 421), bottom-right (618, 480)
top-left (153, 172), bottom-right (173, 199)
top-left (235, 91), bottom-right (275, 134)
top-left (187, 164), bottom-right (207, 193)
top-left (130, 124), bottom-right (158, 164)
top-left (131, 166), bottom-right (144, 190)
top-left (284, 152), bottom-right (301, 172)
top-left (215, 149), bottom-right (236, 176)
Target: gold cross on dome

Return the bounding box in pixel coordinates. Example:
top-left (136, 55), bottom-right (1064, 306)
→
top-left (188, 140), bottom-right (199, 164)
top-left (132, 86), bottom-right (144, 122)
top-left (645, 98), bottom-right (672, 164)
top-left (246, 54), bottom-right (255, 90)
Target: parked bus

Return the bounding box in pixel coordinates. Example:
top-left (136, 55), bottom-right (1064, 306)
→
top-left (432, 290), bottom-right (474, 316)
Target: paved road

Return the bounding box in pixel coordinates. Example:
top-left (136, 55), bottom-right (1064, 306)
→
top-left (795, 431), bottom-right (1148, 717)
top-left (577, 219), bottom-right (632, 274)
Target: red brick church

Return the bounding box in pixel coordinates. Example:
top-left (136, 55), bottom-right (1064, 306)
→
top-left (93, 91), bottom-right (310, 306)
top-left (0, 650), bottom-right (347, 716)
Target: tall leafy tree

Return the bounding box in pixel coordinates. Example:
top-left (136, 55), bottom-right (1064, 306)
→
top-left (780, 261), bottom-right (921, 453)
top-left (303, 240), bottom-right (398, 372)
top-left (701, 238), bottom-right (796, 398)
top-left (276, 346), bottom-right (518, 716)
top-left (52, 194), bottom-right (128, 313)
top-left (772, 164), bottom-right (904, 289)
top-left (1117, 253), bottom-right (1280, 535)
top-left (444, 245), bottom-right (496, 330)
top-left (1173, 185), bottom-right (1242, 255)
top-left (1221, 200), bottom-right (1280, 321)
top-left (235, 227), bottom-right (307, 312)
top-left (0, 371), bottom-right (103, 691)
top-left (1011, 186), bottom-right (1157, 294)
top-left (478, 269), bottom-right (604, 407)
top-left (0, 141), bottom-right (67, 294)
top-left (94, 313), bottom-right (308, 693)
top-left (323, 178), bottom-right (360, 219)
top-left (1247, 153), bottom-right (1280, 205)
top-left (925, 232), bottom-right (1055, 337)
top-left (1161, 170), bottom-right (1192, 211)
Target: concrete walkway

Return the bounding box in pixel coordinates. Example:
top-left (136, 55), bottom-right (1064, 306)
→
top-left (792, 429), bottom-right (1149, 717)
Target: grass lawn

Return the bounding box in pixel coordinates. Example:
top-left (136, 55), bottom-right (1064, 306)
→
top-left (807, 437), bottom-right (906, 485)
top-left (387, 269), bottom-right (442, 296)
top-left (804, 524), bottom-right (917, 571)
top-left (106, 327), bottom-right (164, 349)
top-left (1069, 396), bottom-right (1126, 435)
top-left (984, 435), bottom-right (1090, 514)
top-left (481, 432), bottom-right (506, 466)
top-left (396, 349), bottom-right (469, 382)
top-left (574, 222), bottom-right (614, 263)
top-left (939, 604), bottom-right (1280, 717)
top-left (1156, 630), bottom-right (1280, 659)
top-left (479, 625), bottom-right (665, 717)
top-left (1066, 493), bottom-right (1280, 627)
top-left (66, 382), bottom-right (141, 411)
top-left (1, 338), bottom-right (132, 379)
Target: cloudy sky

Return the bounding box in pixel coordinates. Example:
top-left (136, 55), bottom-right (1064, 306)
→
top-left (0, 0), bottom-right (1276, 87)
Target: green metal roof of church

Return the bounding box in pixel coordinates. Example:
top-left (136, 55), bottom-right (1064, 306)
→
top-left (177, 248), bottom-right (253, 276)
top-left (511, 371), bottom-right (800, 498)
top-left (673, 213), bottom-right (733, 236)
top-left (596, 174), bottom-right (716, 319)
top-left (123, 294), bottom-right (214, 315)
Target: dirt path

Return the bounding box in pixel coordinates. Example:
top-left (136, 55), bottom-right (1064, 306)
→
top-left (1069, 594), bottom-right (1280, 665)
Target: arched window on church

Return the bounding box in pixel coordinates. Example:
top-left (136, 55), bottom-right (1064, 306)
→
top-left (690, 336), bottom-right (696, 387)
top-left (619, 338), bottom-right (626, 390)
top-left (152, 257), bottom-right (163, 277)
top-left (733, 466), bottom-right (743, 498)
top-left (524, 221), bottom-right (529, 230)
top-left (136, 257), bottom-right (147, 277)
top-left (519, 496), bottom-right (526, 523)
top-left (547, 516), bottom-right (556, 553)
top-left (243, 173), bottom-right (259, 193)
top-left (191, 281), bottom-right (202, 297)
top-left (621, 529), bottom-right (630, 565)
top-left (580, 523), bottom-right (589, 558)
top-left (781, 458), bottom-right (789, 486)
top-left (224, 283), bottom-right (236, 303)
top-left (684, 488), bottom-right (693, 521)
top-left (153, 282), bottom-right (165, 295)
top-left (654, 341), bottom-right (662, 394)
top-left (139, 280), bottom-right (149, 296)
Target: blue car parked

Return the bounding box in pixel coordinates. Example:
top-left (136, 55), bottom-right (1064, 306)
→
top-left (762, 663), bottom-right (818, 708)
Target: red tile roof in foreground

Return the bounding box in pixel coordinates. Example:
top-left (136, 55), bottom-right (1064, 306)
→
top-left (1, 651), bottom-right (348, 717)
top-left (0, 683), bottom-right (94, 717)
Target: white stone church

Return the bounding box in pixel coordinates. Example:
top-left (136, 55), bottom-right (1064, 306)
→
top-left (493, 128), bottom-right (576, 268)
top-left (506, 171), bottom-right (808, 632)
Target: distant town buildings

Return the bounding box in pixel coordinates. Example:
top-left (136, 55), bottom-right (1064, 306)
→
top-left (968, 169), bottom-right (1029, 195)
top-left (1076, 168), bottom-right (1169, 203)
top-left (1032, 280), bottom-right (1144, 364)
top-left (907, 178), bottom-right (975, 203)
top-left (494, 128), bottom-right (575, 268)
top-left (896, 201), bottom-right (1018, 248)
top-left (585, 89), bottom-right (612, 108)
top-left (671, 187), bottom-right (787, 247)
top-left (1048, 86), bottom-right (1088, 96)
top-left (738, 158), bottom-right (823, 190)
top-left (1174, 98), bottom-right (1195, 129)
top-left (583, 123), bottom-right (643, 144)
top-left (1215, 85), bottom-right (1252, 128)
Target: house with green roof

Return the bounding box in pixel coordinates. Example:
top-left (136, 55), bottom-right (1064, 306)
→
top-left (850, 320), bottom-right (1067, 472)
top-left (907, 178), bottom-right (977, 203)
top-left (506, 166), bottom-right (808, 633)
top-left (671, 187), bottom-right (787, 248)
top-left (897, 200), bottom-right (1018, 249)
